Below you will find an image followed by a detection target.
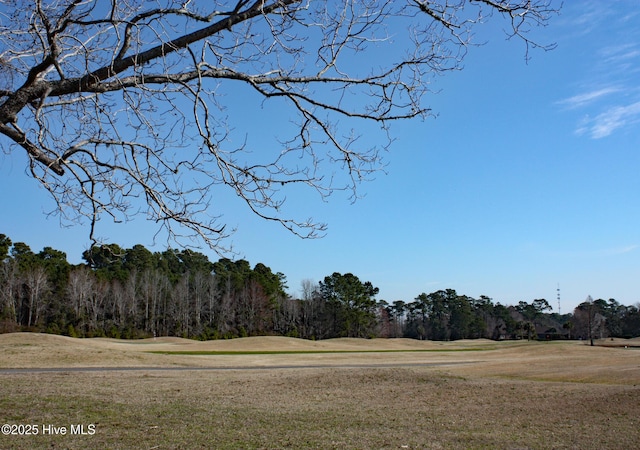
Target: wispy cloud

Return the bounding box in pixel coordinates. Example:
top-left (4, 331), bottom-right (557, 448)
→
top-left (601, 43), bottom-right (640, 64)
top-left (600, 43), bottom-right (640, 76)
top-left (535, 243), bottom-right (639, 259)
top-left (558, 1), bottom-right (612, 37)
top-left (605, 245), bottom-right (639, 256)
top-left (557, 2), bottom-right (640, 139)
top-left (576, 101), bottom-right (640, 138)
top-left (557, 87), bottom-right (620, 110)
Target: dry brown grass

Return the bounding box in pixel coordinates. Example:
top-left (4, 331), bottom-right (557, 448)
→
top-left (1, 333), bottom-right (639, 449)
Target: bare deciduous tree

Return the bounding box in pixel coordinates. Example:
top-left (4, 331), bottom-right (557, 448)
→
top-left (0, 0), bottom-right (558, 249)
top-left (0, 258), bottom-right (18, 323)
top-left (23, 264), bottom-right (49, 327)
top-left (67, 265), bottom-right (95, 320)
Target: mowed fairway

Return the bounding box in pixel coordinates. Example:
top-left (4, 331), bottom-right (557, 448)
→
top-left (1, 333), bottom-right (639, 449)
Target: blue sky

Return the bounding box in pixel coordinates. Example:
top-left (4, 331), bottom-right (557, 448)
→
top-left (2, 1), bottom-right (640, 313)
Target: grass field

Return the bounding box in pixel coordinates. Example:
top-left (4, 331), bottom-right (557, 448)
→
top-left (1, 333), bottom-right (639, 449)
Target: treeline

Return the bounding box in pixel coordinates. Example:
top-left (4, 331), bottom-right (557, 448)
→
top-left (1, 233), bottom-right (640, 340)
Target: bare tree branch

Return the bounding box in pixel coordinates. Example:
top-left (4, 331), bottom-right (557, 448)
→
top-left (0, 0), bottom-right (559, 251)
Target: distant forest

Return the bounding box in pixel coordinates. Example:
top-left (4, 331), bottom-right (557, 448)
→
top-left (1, 233), bottom-right (639, 341)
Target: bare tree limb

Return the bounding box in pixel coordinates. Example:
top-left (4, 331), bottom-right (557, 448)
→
top-left (0, 0), bottom-right (559, 250)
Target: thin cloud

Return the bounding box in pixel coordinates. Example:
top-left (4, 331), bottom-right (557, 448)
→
top-left (557, 87), bottom-right (620, 109)
top-left (557, 2), bottom-right (640, 139)
top-left (600, 43), bottom-right (640, 75)
top-left (542, 244), bottom-right (638, 259)
top-left (558, 1), bottom-right (611, 37)
top-left (601, 44), bottom-right (640, 64)
top-left (606, 244), bottom-right (639, 256)
top-left (579, 101), bottom-right (640, 138)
